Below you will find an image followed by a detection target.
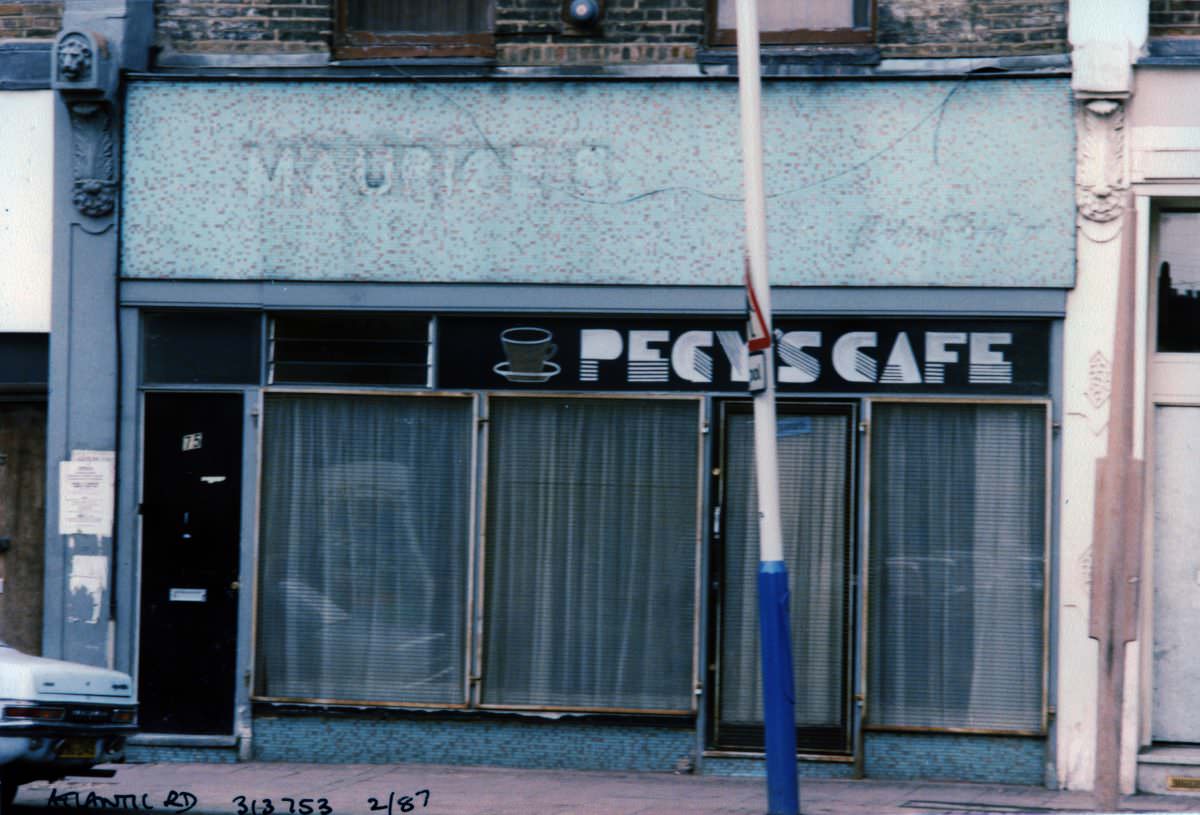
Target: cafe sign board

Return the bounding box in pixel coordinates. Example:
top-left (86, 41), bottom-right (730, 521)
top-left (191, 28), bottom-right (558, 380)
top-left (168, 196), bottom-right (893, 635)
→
top-left (436, 317), bottom-right (1051, 395)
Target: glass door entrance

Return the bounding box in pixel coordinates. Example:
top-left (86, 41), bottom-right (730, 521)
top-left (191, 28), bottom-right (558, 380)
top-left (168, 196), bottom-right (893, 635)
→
top-left (711, 402), bottom-right (856, 753)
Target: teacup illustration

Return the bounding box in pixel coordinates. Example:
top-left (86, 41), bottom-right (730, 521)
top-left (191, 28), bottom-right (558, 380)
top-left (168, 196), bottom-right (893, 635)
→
top-left (495, 327), bottom-right (561, 383)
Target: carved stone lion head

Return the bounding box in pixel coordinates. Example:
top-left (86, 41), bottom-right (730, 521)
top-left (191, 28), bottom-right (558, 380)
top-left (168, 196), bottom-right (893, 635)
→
top-left (58, 34), bottom-right (93, 83)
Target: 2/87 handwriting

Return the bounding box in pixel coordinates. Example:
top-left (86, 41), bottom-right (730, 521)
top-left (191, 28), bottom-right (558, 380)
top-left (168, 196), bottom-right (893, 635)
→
top-left (368, 790), bottom-right (430, 814)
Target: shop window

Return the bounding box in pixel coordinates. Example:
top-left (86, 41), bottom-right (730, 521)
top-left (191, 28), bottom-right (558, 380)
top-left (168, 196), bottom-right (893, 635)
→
top-left (710, 0), bottom-right (872, 46)
top-left (269, 313), bottom-right (430, 387)
top-left (481, 397), bottom-right (699, 712)
top-left (333, 0), bottom-right (494, 60)
top-left (867, 402), bottom-right (1046, 732)
top-left (255, 393), bottom-right (473, 706)
top-left (143, 311), bottom-right (261, 385)
top-left (1155, 211), bottom-right (1200, 352)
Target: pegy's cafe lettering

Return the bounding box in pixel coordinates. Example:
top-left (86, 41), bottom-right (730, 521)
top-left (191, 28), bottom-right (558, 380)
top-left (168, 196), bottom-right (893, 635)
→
top-left (437, 317), bottom-right (1051, 395)
top-left (577, 327), bottom-right (1015, 387)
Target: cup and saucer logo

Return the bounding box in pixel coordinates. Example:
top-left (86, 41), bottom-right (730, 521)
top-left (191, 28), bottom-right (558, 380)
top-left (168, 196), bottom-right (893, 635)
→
top-left (494, 327), bottom-right (561, 383)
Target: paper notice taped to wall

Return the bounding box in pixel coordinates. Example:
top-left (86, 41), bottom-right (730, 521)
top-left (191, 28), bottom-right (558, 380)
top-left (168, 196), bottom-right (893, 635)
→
top-left (59, 453), bottom-right (115, 537)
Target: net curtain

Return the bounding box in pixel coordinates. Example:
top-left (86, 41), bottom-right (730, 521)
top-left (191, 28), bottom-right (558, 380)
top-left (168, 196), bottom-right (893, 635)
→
top-left (256, 394), bottom-right (473, 705)
top-left (482, 397), bottom-right (699, 711)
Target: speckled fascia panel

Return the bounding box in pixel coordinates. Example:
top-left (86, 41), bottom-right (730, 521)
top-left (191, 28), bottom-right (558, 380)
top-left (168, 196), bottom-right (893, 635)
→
top-left (863, 732), bottom-right (1045, 785)
top-left (121, 79), bottom-right (1075, 288)
top-left (250, 715), bottom-right (694, 772)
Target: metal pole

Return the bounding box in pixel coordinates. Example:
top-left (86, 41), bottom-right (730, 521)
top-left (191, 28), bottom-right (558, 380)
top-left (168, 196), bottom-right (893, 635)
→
top-left (734, 2), bottom-right (799, 813)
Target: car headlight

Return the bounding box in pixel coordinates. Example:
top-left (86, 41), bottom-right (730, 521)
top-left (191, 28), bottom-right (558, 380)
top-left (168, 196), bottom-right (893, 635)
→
top-left (4, 704), bottom-right (66, 722)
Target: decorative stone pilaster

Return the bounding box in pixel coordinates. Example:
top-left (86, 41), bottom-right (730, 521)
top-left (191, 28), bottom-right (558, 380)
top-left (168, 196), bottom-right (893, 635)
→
top-left (1076, 98), bottom-right (1128, 243)
top-left (67, 101), bottom-right (116, 218)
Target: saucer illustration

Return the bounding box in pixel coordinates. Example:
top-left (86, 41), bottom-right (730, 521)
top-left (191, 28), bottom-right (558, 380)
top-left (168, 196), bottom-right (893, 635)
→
top-left (493, 361), bottom-right (561, 383)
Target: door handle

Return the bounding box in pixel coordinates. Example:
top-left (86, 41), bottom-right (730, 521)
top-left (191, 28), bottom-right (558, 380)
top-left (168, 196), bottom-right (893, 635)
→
top-left (230, 581), bottom-right (240, 591)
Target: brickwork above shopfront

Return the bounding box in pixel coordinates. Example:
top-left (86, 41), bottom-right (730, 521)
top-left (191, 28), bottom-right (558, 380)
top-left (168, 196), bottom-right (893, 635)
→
top-left (877, 0), bottom-right (1066, 59)
top-left (0, 2), bottom-right (62, 40)
top-left (1150, 0), bottom-right (1200, 37)
top-left (148, 0), bottom-right (1067, 64)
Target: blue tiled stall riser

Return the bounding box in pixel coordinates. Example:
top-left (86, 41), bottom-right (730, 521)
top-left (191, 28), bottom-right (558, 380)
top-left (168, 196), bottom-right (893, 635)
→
top-left (122, 80), bottom-right (1075, 288)
top-left (126, 745), bottom-right (239, 764)
top-left (702, 757), bottom-right (855, 779)
top-left (251, 715), bottom-right (694, 772)
top-left (864, 732), bottom-right (1045, 785)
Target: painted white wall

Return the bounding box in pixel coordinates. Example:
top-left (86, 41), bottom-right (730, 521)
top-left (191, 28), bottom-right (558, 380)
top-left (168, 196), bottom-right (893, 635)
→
top-left (1057, 228), bottom-right (1116, 791)
top-left (1069, 0), bottom-right (1147, 96)
top-left (0, 91), bottom-right (54, 333)
top-left (1059, 0), bottom-right (1150, 791)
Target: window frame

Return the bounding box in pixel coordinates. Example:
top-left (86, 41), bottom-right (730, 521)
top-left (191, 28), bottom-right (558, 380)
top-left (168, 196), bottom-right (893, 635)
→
top-left (860, 397), bottom-right (1052, 737)
top-left (707, 0), bottom-right (875, 47)
top-left (332, 0), bottom-right (495, 61)
top-left (250, 387), bottom-right (479, 710)
top-left (473, 392), bottom-right (707, 716)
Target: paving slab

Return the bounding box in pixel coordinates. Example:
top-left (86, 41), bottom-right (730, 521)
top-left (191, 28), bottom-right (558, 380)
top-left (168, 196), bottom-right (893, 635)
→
top-left (11, 763), bottom-right (1200, 815)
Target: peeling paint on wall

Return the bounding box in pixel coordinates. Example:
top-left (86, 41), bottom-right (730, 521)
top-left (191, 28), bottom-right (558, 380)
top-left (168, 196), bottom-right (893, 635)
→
top-left (66, 553), bottom-right (108, 625)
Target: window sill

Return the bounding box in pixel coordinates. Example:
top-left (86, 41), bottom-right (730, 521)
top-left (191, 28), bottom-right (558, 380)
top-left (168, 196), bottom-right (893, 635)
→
top-left (1141, 37), bottom-right (1200, 66)
top-left (252, 700), bottom-right (695, 728)
top-left (704, 749), bottom-right (853, 761)
top-left (128, 733), bottom-right (238, 747)
top-left (698, 44), bottom-right (881, 68)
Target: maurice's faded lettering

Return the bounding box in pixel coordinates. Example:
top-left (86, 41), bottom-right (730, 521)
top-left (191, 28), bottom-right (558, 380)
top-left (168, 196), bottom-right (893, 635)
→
top-left (244, 142), bottom-right (615, 203)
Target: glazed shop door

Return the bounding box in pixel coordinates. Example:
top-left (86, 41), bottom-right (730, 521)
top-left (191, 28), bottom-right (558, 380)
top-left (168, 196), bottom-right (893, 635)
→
top-left (139, 393), bottom-right (242, 734)
top-left (712, 402), bottom-right (856, 753)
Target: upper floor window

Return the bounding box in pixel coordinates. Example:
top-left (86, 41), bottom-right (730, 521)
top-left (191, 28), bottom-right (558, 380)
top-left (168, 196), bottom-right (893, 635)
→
top-left (711, 0), bottom-right (872, 46)
top-left (1156, 211), bottom-right (1200, 353)
top-left (334, 0), bottom-right (494, 60)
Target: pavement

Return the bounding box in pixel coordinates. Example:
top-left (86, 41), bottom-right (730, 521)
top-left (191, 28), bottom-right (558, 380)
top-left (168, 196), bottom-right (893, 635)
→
top-left (12, 762), bottom-right (1200, 815)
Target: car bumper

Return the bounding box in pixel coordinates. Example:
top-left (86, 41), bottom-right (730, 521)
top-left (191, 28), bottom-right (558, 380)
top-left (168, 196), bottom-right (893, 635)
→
top-left (0, 731), bottom-right (131, 770)
top-left (0, 724), bottom-right (133, 772)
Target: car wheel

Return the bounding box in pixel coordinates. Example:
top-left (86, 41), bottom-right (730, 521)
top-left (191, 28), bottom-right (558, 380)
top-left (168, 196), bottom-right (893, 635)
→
top-left (0, 774), bottom-right (19, 814)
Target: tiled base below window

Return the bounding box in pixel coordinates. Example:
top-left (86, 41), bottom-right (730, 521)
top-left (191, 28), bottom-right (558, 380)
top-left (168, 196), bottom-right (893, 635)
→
top-left (251, 715), bottom-right (695, 772)
top-left (126, 745), bottom-right (239, 764)
top-left (701, 756), bottom-right (855, 779)
top-left (864, 732), bottom-right (1045, 784)
top-left (126, 718), bottom-right (1046, 787)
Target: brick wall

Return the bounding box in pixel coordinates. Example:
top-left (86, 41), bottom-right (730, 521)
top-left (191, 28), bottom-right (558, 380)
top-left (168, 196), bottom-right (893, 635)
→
top-left (1151, 0), bottom-right (1200, 37)
top-left (878, 0), bottom-right (1067, 59)
top-left (497, 0), bottom-right (704, 65)
top-left (149, 0), bottom-right (1067, 63)
top-left (155, 0), bottom-right (331, 55)
top-left (0, 2), bottom-right (62, 39)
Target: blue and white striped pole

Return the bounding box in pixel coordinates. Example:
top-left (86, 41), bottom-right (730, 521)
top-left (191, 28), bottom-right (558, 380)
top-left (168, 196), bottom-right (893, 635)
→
top-left (735, 1), bottom-right (799, 813)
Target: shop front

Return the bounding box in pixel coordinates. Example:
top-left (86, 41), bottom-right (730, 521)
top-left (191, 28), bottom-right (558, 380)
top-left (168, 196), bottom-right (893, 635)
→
top-left (115, 289), bottom-right (1060, 782)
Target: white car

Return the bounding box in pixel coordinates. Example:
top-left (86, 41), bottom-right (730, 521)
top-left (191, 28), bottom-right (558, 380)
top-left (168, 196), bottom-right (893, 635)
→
top-left (0, 643), bottom-right (137, 810)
